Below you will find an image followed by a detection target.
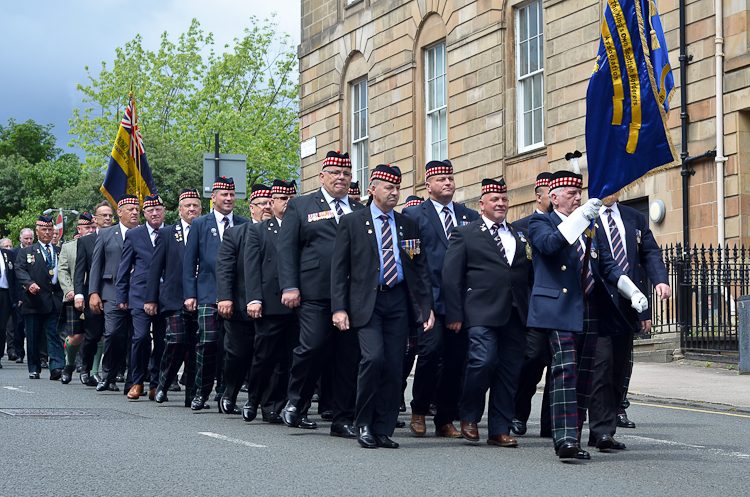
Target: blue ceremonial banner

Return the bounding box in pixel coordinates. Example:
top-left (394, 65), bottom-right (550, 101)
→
top-left (100, 93), bottom-right (157, 209)
top-left (585, 0), bottom-right (678, 199)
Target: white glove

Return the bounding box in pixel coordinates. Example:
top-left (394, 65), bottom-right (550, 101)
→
top-left (617, 275), bottom-right (649, 313)
top-left (557, 198), bottom-right (602, 244)
top-left (581, 198), bottom-right (603, 221)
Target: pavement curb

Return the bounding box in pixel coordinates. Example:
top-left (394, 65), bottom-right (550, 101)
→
top-left (627, 393), bottom-right (750, 415)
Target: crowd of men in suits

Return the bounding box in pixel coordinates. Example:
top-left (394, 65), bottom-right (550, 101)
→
top-left (0, 149), bottom-right (671, 460)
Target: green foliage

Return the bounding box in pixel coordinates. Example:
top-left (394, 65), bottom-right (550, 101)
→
top-left (0, 118), bottom-right (61, 164)
top-left (69, 15), bottom-right (300, 191)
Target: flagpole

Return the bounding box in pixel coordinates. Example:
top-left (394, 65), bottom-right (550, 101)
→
top-left (130, 90), bottom-right (143, 207)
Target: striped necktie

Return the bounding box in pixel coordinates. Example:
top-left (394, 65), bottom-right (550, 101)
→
top-left (334, 199), bottom-right (345, 218)
top-left (379, 214), bottom-right (398, 287)
top-left (222, 216), bottom-right (230, 231)
top-left (44, 244), bottom-right (54, 278)
top-left (442, 206), bottom-right (454, 239)
top-left (576, 239), bottom-right (595, 295)
top-left (490, 223), bottom-right (509, 264)
top-left (606, 209), bottom-right (629, 272)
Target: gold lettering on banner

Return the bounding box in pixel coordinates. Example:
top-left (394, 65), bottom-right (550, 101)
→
top-left (608, 0), bottom-right (641, 154)
top-left (658, 63), bottom-right (671, 105)
top-left (601, 18), bottom-right (624, 125)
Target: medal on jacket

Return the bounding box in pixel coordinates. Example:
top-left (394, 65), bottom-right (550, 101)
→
top-left (460, 214), bottom-right (470, 226)
top-left (27, 253), bottom-right (34, 264)
top-left (400, 239), bottom-right (421, 259)
top-left (590, 246), bottom-right (598, 259)
top-left (636, 229), bottom-right (642, 244)
top-left (174, 226), bottom-right (183, 243)
top-left (526, 243), bottom-right (532, 260)
top-left (308, 210), bottom-right (335, 222)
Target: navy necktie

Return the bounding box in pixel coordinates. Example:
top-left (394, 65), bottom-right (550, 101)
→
top-left (442, 206), bottom-right (454, 239)
top-left (606, 209), bottom-right (629, 272)
top-left (379, 214), bottom-right (398, 287)
top-left (490, 223), bottom-right (509, 264)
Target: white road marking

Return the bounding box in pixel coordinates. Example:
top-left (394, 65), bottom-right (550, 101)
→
top-left (620, 435), bottom-right (750, 458)
top-left (198, 431), bottom-right (267, 448)
top-left (2, 386), bottom-right (35, 394)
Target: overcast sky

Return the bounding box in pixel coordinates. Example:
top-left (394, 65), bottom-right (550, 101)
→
top-left (0, 0), bottom-right (301, 157)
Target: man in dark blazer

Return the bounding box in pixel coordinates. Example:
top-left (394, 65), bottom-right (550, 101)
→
top-left (91, 194), bottom-right (141, 392)
top-left (443, 178), bottom-right (534, 447)
top-left (9, 228), bottom-right (35, 364)
top-left (14, 216), bottom-right (64, 379)
top-left (527, 170), bottom-right (647, 460)
top-left (402, 159), bottom-right (479, 438)
top-left (331, 165), bottom-right (434, 449)
top-left (215, 193), bottom-right (259, 415)
top-left (146, 189), bottom-right (202, 406)
top-left (278, 151), bottom-right (365, 437)
top-left (0, 244), bottom-right (18, 369)
top-left (587, 199), bottom-right (670, 450)
top-left (510, 172), bottom-right (553, 438)
top-left (183, 177), bottom-right (249, 410)
top-left (116, 194), bottom-right (167, 400)
top-left (243, 179), bottom-right (299, 424)
top-left (74, 201), bottom-right (113, 386)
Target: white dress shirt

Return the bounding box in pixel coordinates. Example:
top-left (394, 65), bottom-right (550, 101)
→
top-left (321, 187), bottom-right (352, 222)
top-left (181, 219), bottom-right (191, 245)
top-left (119, 222), bottom-right (130, 241)
top-left (482, 215), bottom-right (516, 265)
top-left (599, 202), bottom-right (627, 257)
top-left (38, 241), bottom-right (58, 285)
top-left (213, 210), bottom-right (234, 241)
top-left (147, 223), bottom-right (164, 247)
top-left (430, 198), bottom-right (456, 232)
top-left (0, 252), bottom-right (8, 289)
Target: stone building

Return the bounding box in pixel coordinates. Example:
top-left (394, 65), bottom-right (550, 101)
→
top-left (298, 0), bottom-right (750, 248)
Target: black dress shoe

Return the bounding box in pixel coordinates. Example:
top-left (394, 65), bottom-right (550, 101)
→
top-left (168, 378), bottom-right (181, 392)
top-left (617, 412), bottom-right (636, 428)
top-left (40, 360), bottom-right (48, 369)
top-left (219, 397), bottom-right (241, 415)
top-left (510, 418), bottom-right (527, 436)
top-left (96, 381), bottom-right (119, 391)
top-left (191, 396), bottom-right (207, 411)
top-left (357, 426), bottom-right (377, 448)
top-left (395, 420), bottom-right (406, 428)
top-left (611, 439), bottom-right (627, 450)
top-left (299, 416), bottom-right (317, 429)
top-left (375, 434), bottom-right (399, 448)
top-left (399, 402), bottom-right (406, 413)
top-left (7, 353), bottom-right (17, 361)
top-left (593, 434), bottom-right (614, 450)
top-left (80, 373), bottom-right (98, 387)
top-left (319, 410), bottom-right (333, 421)
top-left (29, 372), bottom-right (40, 379)
top-left (155, 389), bottom-right (168, 403)
top-left (115, 374), bottom-right (125, 383)
top-left (240, 381), bottom-right (249, 393)
top-left (15, 357), bottom-right (24, 364)
top-left (76, 366), bottom-right (82, 373)
top-left (281, 401), bottom-right (300, 427)
top-left (243, 402), bottom-right (258, 422)
top-left (330, 424), bottom-right (357, 438)
top-left (60, 366), bottom-right (74, 384)
top-left (557, 442), bottom-right (591, 460)
top-left (92, 373), bottom-right (103, 384)
top-left (263, 411), bottom-right (282, 424)
top-left (49, 368), bottom-right (63, 381)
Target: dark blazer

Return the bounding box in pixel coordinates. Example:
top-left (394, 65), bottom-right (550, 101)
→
top-left (215, 223), bottom-right (252, 322)
top-left (442, 219), bottom-right (534, 328)
top-left (10, 246), bottom-right (23, 305)
top-left (244, 218), bottom-right (291, 316)
top-left (402, 199), bottom-right (479, 315)
top-left (277, 189), bottom-right (365, 302)
top-left (145, 223), bottom-right (187, 313)
top-left (14, 243), bottom-right (63, 315)
top-left (526, 211), bottom-right (629, 333)
top-left (115, 225), bottom-right (157, 309)
top-left (74, 231), bottom-right (98, 300)
top-left (183, 212), bottom-right (249, 305)
top-left (330, 207), bottom-right (433, 329)
top-left (89, 225), bottom-right (127, 302)
top-left (595, 204), bottom-right (668, 328)
top-left (1, 249), bottom-right (19, 305)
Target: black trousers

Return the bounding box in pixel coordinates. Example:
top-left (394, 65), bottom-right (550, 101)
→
top-left (0, 289), bottom-right (12, 361)
top-left (410, 314), bottom-right (468, 427)
top-left (287, 299), bottom-right (359, 427)
top-left (588, 331), bottom-right (633, 442)
top-left (247, 313), bottom-right (299, 415)
top-left (101, 301), bottom-right (132, 385)
top-left (222, 318), bottom-right (255, 405)
top-left (513, 327), bottom-right (552, 435)
top-left (80, 305), bottom-right (105, 375)
top-left (460, 309), bottom-right (527, 436)
top-left (355, 284), bottom-right (409, 436)
top-left (12, 305), bottom-right (26, 360)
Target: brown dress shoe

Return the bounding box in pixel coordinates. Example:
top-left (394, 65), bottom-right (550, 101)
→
top-left (487, 433), bottom-right (518, 447)
top-left (460, 420), bottom-right (479, 441)
top-left (410, 414), bottom-right (427, 436)
top-left (148, 388), bottom-right (156, 401)
top-left (436, 422), bottom-right (462, 438)
top-left (127, 384), bottom-right (144, 400)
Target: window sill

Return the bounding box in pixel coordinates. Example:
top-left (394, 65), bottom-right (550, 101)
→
top-left (506, 145), bottom-right (547, 166)
top-left (345, 0), bottom-right (364, 10)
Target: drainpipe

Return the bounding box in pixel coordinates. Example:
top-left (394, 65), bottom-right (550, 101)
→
top-left (715, 0), bottom-right (727, 247)
top-left (679, 0), bottom-right (693, 250)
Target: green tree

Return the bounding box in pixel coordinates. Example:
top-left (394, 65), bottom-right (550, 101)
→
top-left (69, 15), bottom-right (300, 191)
top-left (0, 118), bottom-right (61, 164)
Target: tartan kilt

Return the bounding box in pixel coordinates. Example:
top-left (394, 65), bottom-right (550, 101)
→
top-left (59, 302), bottom-right (84, 336)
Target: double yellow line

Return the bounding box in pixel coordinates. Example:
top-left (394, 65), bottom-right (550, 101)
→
top-left (631, 401), bottom-right (750, 419)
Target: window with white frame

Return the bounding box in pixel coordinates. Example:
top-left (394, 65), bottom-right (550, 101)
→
top-left (517, 0), bottom-right (544, 152)
top-left (351, 79), bottom-right (369, 194)
top-left (425, 43), bottom-right (447, 162)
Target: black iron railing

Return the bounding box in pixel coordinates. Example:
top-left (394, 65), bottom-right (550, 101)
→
top-left (651, 244), bottom-right (746, 355)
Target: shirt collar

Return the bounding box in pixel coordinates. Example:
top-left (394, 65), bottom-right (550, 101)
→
top-left (38, 241), bottom-right (51, 249)
top-left (180, 219), bottom-right (191, 231)
top-left (275, 216), bottom-right (283, 226)
top-left (147, 223), bottom-right (163, 236)
top-left (482, 215), bottom-right (507, 231)
top-left (430, 198), bottom-right (454, 215)
top-left (370, 202), bottom-right (394, 221)
top-left (214, 210), bottom-right (234, 224)
top-left (118, 222), bottom-right (130, 234)
top-left (599, 202), bottom-right (620, 216)
top-left (321, 187), bottom-right (349, 208)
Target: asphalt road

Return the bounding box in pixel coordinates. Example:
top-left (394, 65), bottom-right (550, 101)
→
top-left (1, 360), bottom-right (748, 496)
